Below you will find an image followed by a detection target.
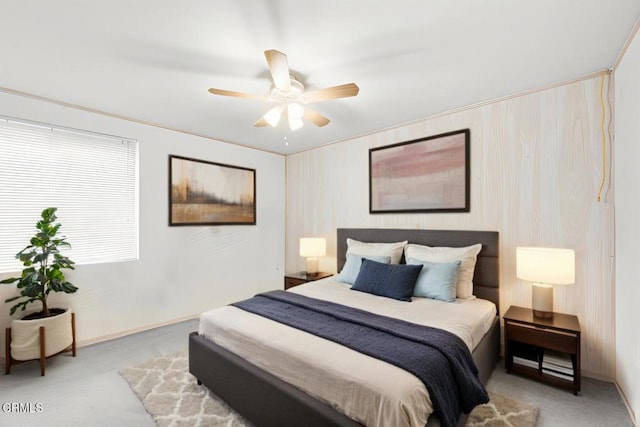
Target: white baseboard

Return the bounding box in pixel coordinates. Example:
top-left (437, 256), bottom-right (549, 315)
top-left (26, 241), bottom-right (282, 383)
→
top-left (77, 314), bottom-right (200, 348)
top-left (0, 313), bottom-right (200, 365)
top-left (615, 381), bottom-right (637, 426)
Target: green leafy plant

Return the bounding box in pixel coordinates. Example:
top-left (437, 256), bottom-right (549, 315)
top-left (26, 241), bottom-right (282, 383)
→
top-left (1, 207), bottom-right (78, 317)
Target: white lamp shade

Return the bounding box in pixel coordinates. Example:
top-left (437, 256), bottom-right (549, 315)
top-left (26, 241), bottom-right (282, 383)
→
top-left (264, 105), bottom-right (284, 127)
top-left (289, 118), bottom-right (304, 131)
top-left (299, 237), bottom-right (326, 257)
top-left (288, 102), bottom-right (305, 120)
top-left (516, 247), bottom-right (575, 285)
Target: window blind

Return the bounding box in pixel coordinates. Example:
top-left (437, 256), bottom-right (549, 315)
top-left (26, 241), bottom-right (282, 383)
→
top-left (0, 116), bottom-right (138, 273)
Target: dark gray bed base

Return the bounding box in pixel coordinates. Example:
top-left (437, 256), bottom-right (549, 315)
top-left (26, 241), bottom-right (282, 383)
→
top-left (189, 332), bottom-right (361, 427)
top-left (189, 228), bottom-right (500, 427)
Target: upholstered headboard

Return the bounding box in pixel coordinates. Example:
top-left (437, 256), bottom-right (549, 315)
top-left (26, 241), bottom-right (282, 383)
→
top-left (336, 228), bottom-right (499, 312)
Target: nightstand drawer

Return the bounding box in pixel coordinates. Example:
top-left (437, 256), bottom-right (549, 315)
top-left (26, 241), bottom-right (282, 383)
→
top-left (284, 272), bottom-right (332, 290)
top-left (506, 323), bottom-right (578, 353)
top-left (284, 277), bottom-right (306, 290)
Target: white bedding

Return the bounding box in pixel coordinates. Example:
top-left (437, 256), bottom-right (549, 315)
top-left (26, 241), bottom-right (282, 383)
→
top-left (198, 277), bottom-right (496, 427)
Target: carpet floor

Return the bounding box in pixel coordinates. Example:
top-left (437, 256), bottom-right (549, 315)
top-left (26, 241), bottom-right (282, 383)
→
top-left (120, 352), bottom-right (538, 427)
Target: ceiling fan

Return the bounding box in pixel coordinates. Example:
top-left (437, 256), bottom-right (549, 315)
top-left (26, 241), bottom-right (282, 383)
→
top-left (208, 49), bottom-right (359, 131)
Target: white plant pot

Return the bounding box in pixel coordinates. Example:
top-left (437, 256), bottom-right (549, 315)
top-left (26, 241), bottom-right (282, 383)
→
top-left (10, 308), bottom-right (73, 361)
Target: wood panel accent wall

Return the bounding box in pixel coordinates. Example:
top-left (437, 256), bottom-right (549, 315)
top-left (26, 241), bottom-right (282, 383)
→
top-left (285, 76), bottom-right (615, 380)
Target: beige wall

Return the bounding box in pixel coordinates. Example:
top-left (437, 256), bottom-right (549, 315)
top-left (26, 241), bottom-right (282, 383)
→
top-left (614, 23), bottom-right (640, 424)
top-left (286, 76), bottom-right (615, 380)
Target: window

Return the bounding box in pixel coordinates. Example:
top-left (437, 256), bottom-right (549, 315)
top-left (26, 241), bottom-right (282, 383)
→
top-left (0, 115), bottom-right (138, 273)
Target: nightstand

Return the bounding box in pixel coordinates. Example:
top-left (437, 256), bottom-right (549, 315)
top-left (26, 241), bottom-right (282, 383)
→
top-left (504, 305), bottom-right (581, 395)
top-left (284, 272), bottom-right (332, 290)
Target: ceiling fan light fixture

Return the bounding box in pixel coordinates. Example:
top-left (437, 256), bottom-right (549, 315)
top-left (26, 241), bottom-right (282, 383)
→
top-left (289, 118), bottom-right (304, 131)
top-left (287, 102), bottom-right (305, 120)
top-left (264, 105), bottom-right (285, 127)
top-left (208, 50), bottom-right (358, 131)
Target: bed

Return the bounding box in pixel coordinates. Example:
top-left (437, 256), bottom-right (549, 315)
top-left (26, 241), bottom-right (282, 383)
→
top-left (189, 228), bottom-right (500, 427)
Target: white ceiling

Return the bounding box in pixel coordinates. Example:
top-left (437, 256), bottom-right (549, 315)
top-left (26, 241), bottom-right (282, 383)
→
top-left (1, 1), bottom-right (639, 155)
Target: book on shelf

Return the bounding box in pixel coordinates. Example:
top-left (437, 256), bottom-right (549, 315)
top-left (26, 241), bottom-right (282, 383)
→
top-left (544, 350), bottom-right (572, 366)
top-left (542, 367), bottom-right (574, 381)
top-left (542, 350), bottom-right (573, 375)
top-left (511, 342), bottom-right (541, 370)
top-left (510, 342), bottom-right (541, 362)
top-left (513, 356), bottom-right (540, 370)
top-left (543, 362), bottom-right (573, 375)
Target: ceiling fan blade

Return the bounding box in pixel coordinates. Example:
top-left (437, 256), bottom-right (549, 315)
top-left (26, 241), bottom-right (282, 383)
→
top-left (264, 49), bottom-right (291, 92)
top-left (303, 107), bottom-right (331, 127)
top-left (254, 117), bottom-right (269, 127)
top-left (208, 88), bottom-right (266, 101)
top-left (303, 83), bottom-right (359, 104)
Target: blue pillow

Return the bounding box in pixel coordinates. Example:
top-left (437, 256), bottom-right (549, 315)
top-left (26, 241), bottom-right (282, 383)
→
top-left (351, 259), bottom-right (422, 302)
top-left (336, 254), bottom-right (391, 284)
top-left (407, 258), bottom-right (461, 302)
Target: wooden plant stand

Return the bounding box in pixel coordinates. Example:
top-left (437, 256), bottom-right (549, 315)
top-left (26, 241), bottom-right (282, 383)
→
top-left (5, 312), bottom-right (76, 376)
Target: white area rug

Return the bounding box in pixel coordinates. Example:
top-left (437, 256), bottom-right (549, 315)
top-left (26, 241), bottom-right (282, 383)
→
top-left (120, 352), bottom-right (249, 427)
top-left (121, 353), bottom-right (538, 427)
top-left (466, 391), bottom-right (539, 427)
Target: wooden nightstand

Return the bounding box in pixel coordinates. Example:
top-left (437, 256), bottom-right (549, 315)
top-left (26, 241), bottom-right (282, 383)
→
top-left (504, 305), bottom-right (581, 395)
top-left (284, 272), bottom-right (332, 290)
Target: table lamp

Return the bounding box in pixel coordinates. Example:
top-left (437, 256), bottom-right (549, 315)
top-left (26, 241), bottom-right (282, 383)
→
top-left (516, 247), bottom-right (575, 318)
top-left (299, 237), bottom-right (326, 276)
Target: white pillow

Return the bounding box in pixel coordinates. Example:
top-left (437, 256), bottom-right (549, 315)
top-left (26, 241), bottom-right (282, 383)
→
top-left (404, 243), bottom-right (482, 299)
top-left (346, 238), bottom-right (407, 264)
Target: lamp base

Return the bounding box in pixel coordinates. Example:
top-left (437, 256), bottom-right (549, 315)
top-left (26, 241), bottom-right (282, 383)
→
top-left (533, 309), bottom-right (553, 319)
top-left (305, 257), bottom-right (319, 275)
top-left (532, 283), bottom-right (554, 319)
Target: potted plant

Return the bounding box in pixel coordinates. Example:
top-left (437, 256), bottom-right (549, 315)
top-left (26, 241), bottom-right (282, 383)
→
top-left (1, 207), bottom-right (78, 375)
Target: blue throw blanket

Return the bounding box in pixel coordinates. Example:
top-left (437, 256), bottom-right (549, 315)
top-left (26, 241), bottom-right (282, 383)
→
top-left (232, 290), bottom-right (489, 427)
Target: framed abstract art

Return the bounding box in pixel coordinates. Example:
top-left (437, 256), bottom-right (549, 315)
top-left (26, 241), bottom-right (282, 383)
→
top-left (169, 155), bottom-right (256, 225)
top-left (369, 129), bottom-right (470, 213)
